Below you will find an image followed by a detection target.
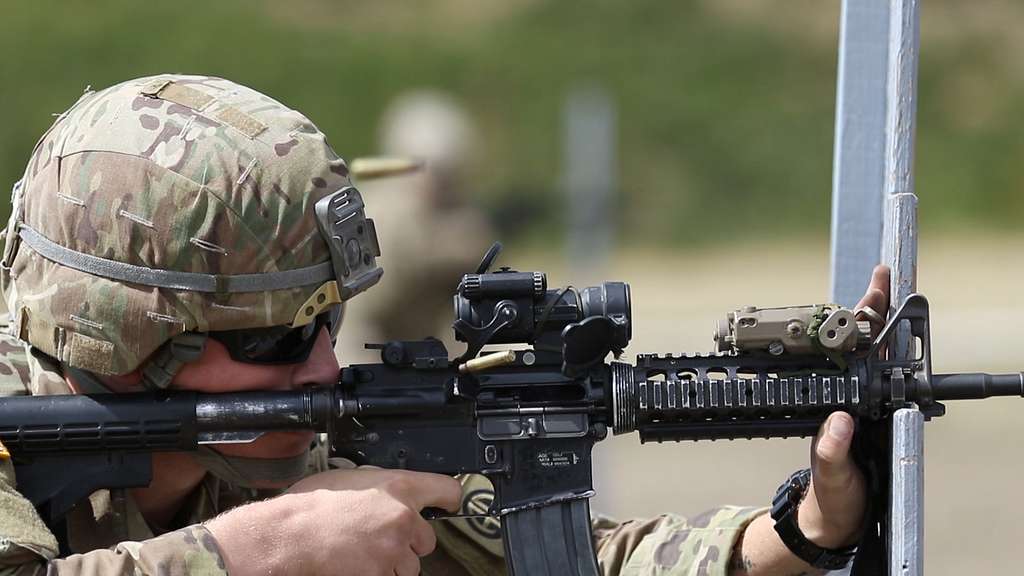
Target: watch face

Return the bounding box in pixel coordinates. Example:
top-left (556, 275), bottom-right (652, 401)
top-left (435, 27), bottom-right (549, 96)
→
top-left (789, 468), bottom-right (812, 504)
top-left (771, 468), bottom-right (812, 521)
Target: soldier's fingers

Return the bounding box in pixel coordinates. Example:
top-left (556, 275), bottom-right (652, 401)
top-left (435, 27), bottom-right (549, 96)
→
top-left (869, 264), bottom-right (890, 293)
top-left (393, 550), bottom-right (421, 576)
top-left (861, 265), bottom-right (891, 307)
top-left (855, 266), bottom-right (889, 336)
top-left (855, 288), bottom-right (887, 337)
top-left (287, 468), bottom-right (388, 493)
top-left (409, 515), bottom-right (438, 557)
top-left (855, 287), bottom-right (885, 315)
top-left (854, 265), bottom-right (889, 305)
top-left (403, 472), bottom-right (463, 513)
top-left (811, 412), bottom-right (857, 491)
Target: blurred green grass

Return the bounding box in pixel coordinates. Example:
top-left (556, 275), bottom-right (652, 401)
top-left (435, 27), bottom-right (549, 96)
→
top-left (1, 0), bottom-right (1021, 248)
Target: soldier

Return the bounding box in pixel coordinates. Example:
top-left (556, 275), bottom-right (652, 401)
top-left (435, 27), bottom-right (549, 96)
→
top-left (336, 90), bottom-right (493, 365)
top-left (0, 75), bottom-right (883, 576)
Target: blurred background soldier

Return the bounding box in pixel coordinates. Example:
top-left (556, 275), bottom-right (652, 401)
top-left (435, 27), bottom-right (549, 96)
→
top-left (337, 90), bottom-right (494, 364)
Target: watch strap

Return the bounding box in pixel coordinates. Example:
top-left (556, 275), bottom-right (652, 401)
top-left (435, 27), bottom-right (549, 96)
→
top-left (770, 468), bottom-right (857, 570)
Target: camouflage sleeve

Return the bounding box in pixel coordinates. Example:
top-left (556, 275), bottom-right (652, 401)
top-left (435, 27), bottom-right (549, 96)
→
top-left (0, 449), bottom-right (57, 576)
top-left (427, 475), bottom-right (767, 576)
top-left (594, 506), bottom-right (767, 576)
top-left (43, 526), bottom-right (228, 576)
top-left (0, 450), bottom-right (227, 576)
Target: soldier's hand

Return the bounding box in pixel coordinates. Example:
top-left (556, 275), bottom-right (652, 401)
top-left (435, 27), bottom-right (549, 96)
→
top-left (797, 265), bottom-right (889, 549)
top-left (205, 468), bottom-right (462, 576)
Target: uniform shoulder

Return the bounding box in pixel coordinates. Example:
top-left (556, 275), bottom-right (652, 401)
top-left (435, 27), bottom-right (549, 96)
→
top-left (0, 319), bottom-right (31, 397)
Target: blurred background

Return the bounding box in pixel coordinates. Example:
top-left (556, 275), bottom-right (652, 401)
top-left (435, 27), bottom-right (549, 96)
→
top-left (2, 1), bottom-right (1021, 572)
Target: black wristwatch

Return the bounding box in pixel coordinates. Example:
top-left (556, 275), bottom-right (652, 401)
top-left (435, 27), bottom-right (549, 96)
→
top-left (770, 468), bottom-right (857, 570)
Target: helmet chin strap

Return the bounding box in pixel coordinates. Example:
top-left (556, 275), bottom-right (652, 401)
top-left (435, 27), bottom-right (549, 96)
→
top-left (66, 365), bottom-right (116, 394)
top-left (140, 333), bottom-right (208, 390)
top-left (193, 445), bottom-right (311, 488)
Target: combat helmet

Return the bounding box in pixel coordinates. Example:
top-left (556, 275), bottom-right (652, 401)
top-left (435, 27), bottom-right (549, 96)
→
top-left (0, 74), bottom-right (381, 383)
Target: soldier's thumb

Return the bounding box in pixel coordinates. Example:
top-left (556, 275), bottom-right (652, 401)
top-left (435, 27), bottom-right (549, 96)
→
top-left (812, 412), bottom-right (857, 490)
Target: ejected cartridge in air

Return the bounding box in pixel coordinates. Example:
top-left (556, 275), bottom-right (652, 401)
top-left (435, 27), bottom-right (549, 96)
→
top-left (349, 156), bottom-right (424, 180)
top-left (714, 304), bottom-right (871, 356)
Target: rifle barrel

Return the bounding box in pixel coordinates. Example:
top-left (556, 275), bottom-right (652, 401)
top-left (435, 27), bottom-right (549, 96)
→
top-left (195, 389), bottom-right (333, 431)
top-left (932, 372), bottom-right (1024, 400)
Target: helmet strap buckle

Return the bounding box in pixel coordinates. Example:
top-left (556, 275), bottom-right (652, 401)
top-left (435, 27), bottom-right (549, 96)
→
top-left (141, 332), bottom-right (208, 390)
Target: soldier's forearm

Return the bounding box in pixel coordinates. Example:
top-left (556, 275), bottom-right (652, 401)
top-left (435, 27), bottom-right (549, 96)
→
top-left (43, 526), bottom-right (226, 576)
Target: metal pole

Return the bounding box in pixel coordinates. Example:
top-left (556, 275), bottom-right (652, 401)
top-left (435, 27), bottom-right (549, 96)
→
top-left (880, 1), bottom-right (922, 574)
top-left (829, 0), bottom-right (890, 309)
top-left (889, 408), bottom-right (924, 576)
top-left (563, 84), bottom-right (617, 281)
top-left (829, 0), bottom-right (922, 574)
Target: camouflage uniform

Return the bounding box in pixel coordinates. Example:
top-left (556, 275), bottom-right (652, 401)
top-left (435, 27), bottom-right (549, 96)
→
top-left (0, 75), bottom-right (766, 575)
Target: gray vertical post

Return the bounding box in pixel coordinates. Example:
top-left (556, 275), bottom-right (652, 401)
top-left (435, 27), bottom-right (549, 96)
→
top-left (881, 1), bottom-right (922, 575)
top-left (829, 0), bottom-right (889, 308)
top-left (563, 84), bottom-right (617, 280)
top-left (829, 0), bottom-right (923, 574)
top-left (890, 407), bottom-right (924, 576)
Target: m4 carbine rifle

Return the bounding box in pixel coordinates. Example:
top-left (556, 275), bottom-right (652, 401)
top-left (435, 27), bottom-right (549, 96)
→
top-left (2, 246), bottom-right (1021, 575)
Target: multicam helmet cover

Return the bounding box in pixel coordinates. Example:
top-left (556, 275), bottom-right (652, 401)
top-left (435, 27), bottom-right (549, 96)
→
top-left (0, 75), bottom-right (381, 376)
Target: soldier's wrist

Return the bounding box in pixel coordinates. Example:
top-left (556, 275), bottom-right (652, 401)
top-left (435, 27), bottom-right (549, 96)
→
top-left (794, 490), bottom-right (860, 549)
top-left (204, 503), bottom-right (284, 575)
